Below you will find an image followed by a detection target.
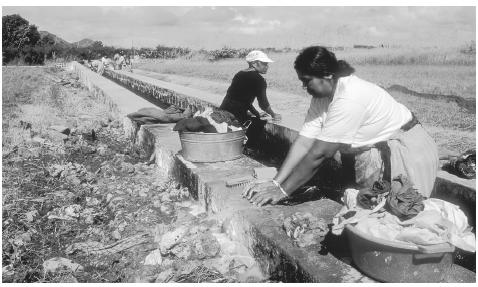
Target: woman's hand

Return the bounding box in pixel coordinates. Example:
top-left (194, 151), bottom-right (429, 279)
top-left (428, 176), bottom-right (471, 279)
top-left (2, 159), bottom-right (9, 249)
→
top-left (242, 180), bottom-right (287, 206)
top-left (272, 113), bottom-right (282, 122)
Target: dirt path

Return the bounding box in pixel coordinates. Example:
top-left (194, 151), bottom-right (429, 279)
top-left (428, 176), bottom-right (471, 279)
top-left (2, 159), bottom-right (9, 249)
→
top-left (2, 67), bottom-right (264, 283)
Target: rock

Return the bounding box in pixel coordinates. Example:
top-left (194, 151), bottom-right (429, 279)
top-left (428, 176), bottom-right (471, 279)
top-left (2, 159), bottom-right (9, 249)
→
top-left (118, 221), bottom-right (128, 232)
top-left (97, 144), bottom-right (109, 156)
top-left (64, 204), bottom-right (82, 218)
top-left (161, 258), bottom-right (174, 268)
top-left (160, 193), bottom-right (171, 203)
top-left (152, 224), bottom-right (168, 243)
top-left (110, 120), bottom-right (122, 128)
top-left (160, 203), bottom-right (174, 215)
top-left (16, 147), bottom-right (31, 158)
top-left (143, 249), bottom-right (163, 266)
top-left (121, 162), bottom-right (135, 174)
top-left (84, 215), bottom-right (95, 224)
top-left (48, 204), bottom-right (82, 221)
top-left (191, 232), bottom-right (221, 260)
top-left (138, 188), bottom-right (148, 197)
top-left (45, 130), bottom-right (68, 143)
top-left (2, 265), bottom-right (14, 281)
top-left (159, 226), bottom-right (188, 254)
top-left (85, 197), bottom-right (100, 207)
top-left (188, 204), bottom-right (206, 217)
top-left (49, 125), bottom-right (71, 135)
top-left (31, 136), bottom-right (46, 145)
top-left (155, 268), bottom-right (175, 283)
top-left (112, 229), bottom-right (121, 240)
top-left (12, 232), bottom-right (32, 246)
top-left (203, 257), bottom-right (231, 274)
top-left (170, 242), bottom-right (192, 259)
top-left (25, 210), bottom-right (39, 222)
top-left (43, 257), bottom-right (83, 274)
top-left (66, 175), bottom-right (82, 185)
top-left (57, 274), bottom-right (78, 283)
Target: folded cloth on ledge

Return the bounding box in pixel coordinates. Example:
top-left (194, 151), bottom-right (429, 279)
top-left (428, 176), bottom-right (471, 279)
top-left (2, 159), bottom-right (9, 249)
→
top-left (127, 106), bottom-right (192, 125)
top-left (173, 117), bottom-right (217, 133)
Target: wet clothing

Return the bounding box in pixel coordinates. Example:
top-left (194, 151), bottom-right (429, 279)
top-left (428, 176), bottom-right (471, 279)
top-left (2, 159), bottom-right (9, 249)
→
top-left (127, 106), bottom-right (191, 125)
top-left (220, 70), bottom-right (270, 123)
top-left (357, 180), bottom-right (391, 209)
top-left (173, 117), bottom-right (217, 133)
top-left (386, 175), bottom-right (425, 221)
top-left (300, 75), bottom-right (439, 197)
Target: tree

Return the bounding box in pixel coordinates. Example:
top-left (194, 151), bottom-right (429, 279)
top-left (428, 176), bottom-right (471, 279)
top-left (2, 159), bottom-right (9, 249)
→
top-left (2, 14), bottom-right (40, 49)
top-left (38, 34), bottom-right (56, 47)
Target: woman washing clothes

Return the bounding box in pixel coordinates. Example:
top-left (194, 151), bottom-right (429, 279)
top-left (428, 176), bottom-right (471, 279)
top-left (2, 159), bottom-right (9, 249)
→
top-left (243, 46), bottom-right (439, 206)
top-left (220, 50), bottom-right (281, 147)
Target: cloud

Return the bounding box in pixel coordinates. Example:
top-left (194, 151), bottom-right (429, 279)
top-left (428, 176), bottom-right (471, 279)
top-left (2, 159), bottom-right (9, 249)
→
top-left (2, 6), bottom-right (475, 49)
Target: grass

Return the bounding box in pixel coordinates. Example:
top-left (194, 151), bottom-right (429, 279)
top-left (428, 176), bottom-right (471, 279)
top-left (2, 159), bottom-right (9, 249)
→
top-left (2, 67), bottom-right (113, 155)
top-left (136, 47), bottom-right (476, 99)
top-left (135, 47), bottom-right (476, 153)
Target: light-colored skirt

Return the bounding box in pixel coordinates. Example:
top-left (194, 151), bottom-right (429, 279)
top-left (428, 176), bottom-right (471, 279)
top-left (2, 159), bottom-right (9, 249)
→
top-left (352, 124), bottom-right (439, 197)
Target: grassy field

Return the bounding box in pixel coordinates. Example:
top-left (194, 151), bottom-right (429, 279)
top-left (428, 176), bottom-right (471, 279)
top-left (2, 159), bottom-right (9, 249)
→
top-left (136, 47), bottom-right (476, 153)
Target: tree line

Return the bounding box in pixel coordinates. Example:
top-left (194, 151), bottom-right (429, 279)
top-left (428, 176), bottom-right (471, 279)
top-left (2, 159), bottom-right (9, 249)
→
top-left (2, 14), bottom-right (295, 65)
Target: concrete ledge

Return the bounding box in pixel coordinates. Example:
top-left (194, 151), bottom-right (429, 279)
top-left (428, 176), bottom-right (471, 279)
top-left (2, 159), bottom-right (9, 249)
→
top-left (70, 62), bottom-right (159, 140)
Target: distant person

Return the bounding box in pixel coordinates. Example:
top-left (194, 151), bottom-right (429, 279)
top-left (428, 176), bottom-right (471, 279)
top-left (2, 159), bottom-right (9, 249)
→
top-left (94, 59), bottom-right (105, 75)
top-left (117, 52), bottom-right (126, 70)
top-left (243, 46), bottom-right (439, 206)
top-left (220, 50), bottom-right (281, 147)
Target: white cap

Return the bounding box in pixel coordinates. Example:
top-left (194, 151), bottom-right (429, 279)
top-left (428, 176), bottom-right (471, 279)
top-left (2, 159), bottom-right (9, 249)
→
top-left (245, 50), bottom-right (274, 63)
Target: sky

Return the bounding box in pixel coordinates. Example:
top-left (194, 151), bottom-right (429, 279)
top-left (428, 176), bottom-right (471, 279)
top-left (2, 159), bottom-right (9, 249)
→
top-left (2, 6), bottom-right (476, 49)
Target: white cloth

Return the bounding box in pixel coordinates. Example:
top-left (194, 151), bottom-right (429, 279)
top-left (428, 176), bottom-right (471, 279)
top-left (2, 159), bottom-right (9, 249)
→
top-left (422, 198), bottom-right (475, 252)
top-left (351, 198), bottom-right (475, 252)
top-left (206, 115), bottom-right (228, 133)
top-left (299, 75), bottom-right (412, 148)
top-left (342, 188), bottom-right (359, 210)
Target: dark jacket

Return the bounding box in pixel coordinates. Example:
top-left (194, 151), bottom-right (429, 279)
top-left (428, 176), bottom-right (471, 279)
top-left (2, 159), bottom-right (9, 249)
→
top-left (219, 70), bottom-right (270, 123)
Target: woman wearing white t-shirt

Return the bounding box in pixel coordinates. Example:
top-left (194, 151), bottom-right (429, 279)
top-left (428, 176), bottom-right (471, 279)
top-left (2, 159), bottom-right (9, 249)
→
top-left (243, 46), bottom-right (439, 206)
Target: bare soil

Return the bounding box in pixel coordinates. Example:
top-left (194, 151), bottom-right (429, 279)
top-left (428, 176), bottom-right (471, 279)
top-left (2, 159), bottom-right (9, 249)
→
top-left (2, 67), bottom-right (264, 283)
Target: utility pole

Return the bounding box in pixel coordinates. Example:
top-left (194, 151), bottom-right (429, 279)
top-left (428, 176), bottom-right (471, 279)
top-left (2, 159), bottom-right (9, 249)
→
top-left (131, 40), bottom-right (134, 70)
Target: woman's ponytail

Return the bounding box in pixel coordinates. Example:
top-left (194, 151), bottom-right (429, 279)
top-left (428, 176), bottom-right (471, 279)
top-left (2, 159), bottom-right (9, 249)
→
top-left (295, 46), bottom-right (355, 79)
top-left (336, 60), bottom-right (355, 77)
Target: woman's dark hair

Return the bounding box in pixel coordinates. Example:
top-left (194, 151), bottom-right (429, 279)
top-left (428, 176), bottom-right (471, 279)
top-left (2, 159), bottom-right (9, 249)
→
top-left (294, 46), bottom-right (355, 78)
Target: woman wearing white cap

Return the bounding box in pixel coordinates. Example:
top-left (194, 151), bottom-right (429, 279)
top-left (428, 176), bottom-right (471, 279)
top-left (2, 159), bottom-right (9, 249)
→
top-left (243, 46), bottom-right (439, 206)
top-left (220, 50), bottom-right (281, 123)
top-left (220, 50), bottom-right (281, 147)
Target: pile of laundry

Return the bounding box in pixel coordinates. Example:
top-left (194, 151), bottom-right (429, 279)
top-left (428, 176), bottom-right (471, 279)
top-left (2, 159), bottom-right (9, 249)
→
top-left (443, 148), bottom-right (475, 179)
top-left (282, 212), bottom-right (329, 248)
top-left (332, 175), bottom-right (475, 253)
top-left (173, 107), bottom-right (242, 133)
top-left (127, 105), bottom-right (193, 125)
